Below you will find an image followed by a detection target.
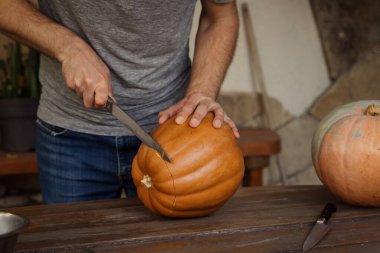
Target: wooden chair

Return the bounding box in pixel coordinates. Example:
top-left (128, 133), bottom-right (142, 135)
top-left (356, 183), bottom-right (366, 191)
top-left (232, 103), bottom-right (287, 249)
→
top-left (237, 128), bottom-right (281, 186)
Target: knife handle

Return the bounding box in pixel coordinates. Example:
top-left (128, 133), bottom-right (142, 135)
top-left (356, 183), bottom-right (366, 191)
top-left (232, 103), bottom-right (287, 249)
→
top-left (105, 96), bottom-right (114, 112)
top-left (318, 203), bottom-right (337, 224)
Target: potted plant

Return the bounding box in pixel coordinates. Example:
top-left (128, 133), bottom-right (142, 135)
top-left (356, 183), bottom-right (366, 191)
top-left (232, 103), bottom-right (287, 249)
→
top-left (0, 42), bottom-right (41, 152)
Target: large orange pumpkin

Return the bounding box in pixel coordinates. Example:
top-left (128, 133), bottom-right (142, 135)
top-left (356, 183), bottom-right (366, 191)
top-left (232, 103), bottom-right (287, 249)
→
top-left (132, 113), bottom-right (244, 217)
top-left (312, 100), bottom-right (380, 207)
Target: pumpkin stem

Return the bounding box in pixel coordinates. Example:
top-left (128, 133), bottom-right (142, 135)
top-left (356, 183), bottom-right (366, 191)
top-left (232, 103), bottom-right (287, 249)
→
top-left (365, 104), bottom-right (380, 116)
top-left (141, 175), bottom-right (152, 189)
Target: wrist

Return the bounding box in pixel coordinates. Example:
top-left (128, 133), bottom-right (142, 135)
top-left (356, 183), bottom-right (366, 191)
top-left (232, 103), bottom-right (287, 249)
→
top-left (56, 35), bottom-right (89, 63)
top-left (185, 91), bottom-right (212, 101)
top-left (185, 88), bottom-right (218, 101)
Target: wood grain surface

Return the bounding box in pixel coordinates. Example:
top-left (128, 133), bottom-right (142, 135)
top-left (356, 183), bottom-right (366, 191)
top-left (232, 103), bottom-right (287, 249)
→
top-left (4, 186), bottom-right (380, 253)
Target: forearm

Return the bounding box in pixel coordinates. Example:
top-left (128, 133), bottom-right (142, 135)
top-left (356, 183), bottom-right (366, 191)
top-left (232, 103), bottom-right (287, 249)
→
top-left (0, 0), bottom-right (88, 62)
top-left (157, 1), bottom-right (239, 136)
top-left (0, 0), bottom-right (112, 107)
top-left (187, 2), bottom-right (239, 99)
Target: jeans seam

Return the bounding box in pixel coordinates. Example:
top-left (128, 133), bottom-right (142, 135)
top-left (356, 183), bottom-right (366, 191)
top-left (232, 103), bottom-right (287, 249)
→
top-left (36, 119), bottom-right (68, 136)
top-left (115, 136), bottom-right (121, 177)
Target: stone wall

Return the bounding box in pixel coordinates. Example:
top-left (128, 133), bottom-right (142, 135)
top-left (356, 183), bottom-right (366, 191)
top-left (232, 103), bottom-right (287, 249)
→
top-left (218, 92), bottom-right (322, 185)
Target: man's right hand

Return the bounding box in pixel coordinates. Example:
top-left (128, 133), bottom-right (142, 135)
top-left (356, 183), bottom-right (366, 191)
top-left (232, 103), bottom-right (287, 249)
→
top-left (59, 38), bottom-right (112, 108)
top-left (0, 0), bottom-right (112, 109)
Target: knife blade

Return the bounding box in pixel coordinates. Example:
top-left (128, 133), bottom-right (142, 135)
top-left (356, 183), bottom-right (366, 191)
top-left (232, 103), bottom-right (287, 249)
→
top-left (106, 97), bottom-right (171, 162)
top-left (302, 202), bottom-right (337, 252)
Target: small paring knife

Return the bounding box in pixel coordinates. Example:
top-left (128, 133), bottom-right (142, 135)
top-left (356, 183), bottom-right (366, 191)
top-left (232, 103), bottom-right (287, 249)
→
top-left (105, 96), bottom-right (171, 162)
top-left (302, 203), bottom-right (337, 252)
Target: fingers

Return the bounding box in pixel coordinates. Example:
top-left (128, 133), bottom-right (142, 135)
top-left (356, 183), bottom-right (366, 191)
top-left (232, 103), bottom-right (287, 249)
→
top-left (82, 88), bottom-right (94, 108)
top-left (211, 106), bottom-right (224, 128)
top-left (174, 94), bottom-right (216, 126)
top-left (160, 92), bottom-right (240, 138)
top-left (176, 94), bottom-right (222, 128)
top-left (73, 78), bottom-right (110, 108)
top-left (94, 84), bottom-right (109, 108)
top-left (190, 100), bottom-right (240, 138)
top-left (61, 45), bottom-right (111, 109)
top-left (175, 97), bottom-right (198, 125)
top-left (188, 102), bottom-right (208, 127)
top-left (225, 115), bottom-right (240, 138)
top-left (158, 99), bottom-right (186, 124)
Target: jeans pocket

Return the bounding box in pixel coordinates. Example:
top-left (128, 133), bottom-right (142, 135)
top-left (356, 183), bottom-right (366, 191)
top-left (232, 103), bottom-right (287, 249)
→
top-left (36, 118), bottom-right (69, 136)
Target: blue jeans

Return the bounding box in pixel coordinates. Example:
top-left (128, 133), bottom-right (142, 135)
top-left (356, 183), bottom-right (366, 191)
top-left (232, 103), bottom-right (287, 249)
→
top-left (36, 118), bottom-right (141, 204)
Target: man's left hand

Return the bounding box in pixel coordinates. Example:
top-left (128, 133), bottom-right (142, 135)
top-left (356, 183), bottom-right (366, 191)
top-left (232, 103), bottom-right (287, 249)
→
top-left (158, 92), bottom-right (239, 138)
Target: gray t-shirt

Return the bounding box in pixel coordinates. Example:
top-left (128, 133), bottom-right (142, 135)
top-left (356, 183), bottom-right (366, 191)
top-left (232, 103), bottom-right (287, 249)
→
top-left (37, 0), bottom-right (231, 136)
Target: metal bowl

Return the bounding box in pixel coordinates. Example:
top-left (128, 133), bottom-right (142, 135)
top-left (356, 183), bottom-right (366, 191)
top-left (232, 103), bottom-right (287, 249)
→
top-left (0, 212), bottom-right (29, 253)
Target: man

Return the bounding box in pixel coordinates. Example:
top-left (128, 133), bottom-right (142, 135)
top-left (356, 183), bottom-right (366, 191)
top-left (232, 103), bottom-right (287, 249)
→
top-left (0, 0), bottom-right (239, 203)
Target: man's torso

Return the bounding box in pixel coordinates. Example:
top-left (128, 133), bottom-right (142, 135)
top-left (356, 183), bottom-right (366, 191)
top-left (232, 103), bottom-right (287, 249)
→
top-left (37, 0), bottom-right (197, 135)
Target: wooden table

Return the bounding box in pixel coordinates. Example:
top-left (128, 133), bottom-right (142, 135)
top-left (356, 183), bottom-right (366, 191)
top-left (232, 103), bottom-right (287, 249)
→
top-left (5, 186), bottom-right (380, 253)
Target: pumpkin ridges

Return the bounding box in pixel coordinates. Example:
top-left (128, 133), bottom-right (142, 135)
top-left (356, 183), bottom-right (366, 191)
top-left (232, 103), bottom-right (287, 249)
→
top-left (355, 117), bottom-right (374, 203)
top-left (133, 146), bottom-right (177, 206)
top-left (136, 147), bottom-right (172, 182)
top-left (139, 127), bottom-right (237, 185)
top-left (146, 156), bottom-right (243, 197)
top-left (169, 151), bottom-right (243, 195)
top-left (148, 191), bottom-right (174, 216)
top-left (318, 116), bottom-right (361, 202)
top-left (316, 115), bottom-right (358, 174)
top-left (149, 173), bottom-right (241, 217)
top-left (146, 187), bottom-right (177, 214)
top-left (346, 117), bottom-right (379, 205)
top-left (163, 157), bottom-right (176, 211)
top-left (132, 158), bottom-right (158, 213)
top-left (132, 161), bottom-right (155, 211)
top-left (142, 154), bottom-right (243, 200)
top-left (354, 116), bottom-right (380, 205)
top-left (344, 116), bottom-right (380, 205)
top-left (139, 170), bottom-right (240, 217)
top-left (172, 172), bottom-right (243, 211)
top-left (315, 114), bottom-right (353, 175)
top-left (341, 116), bottom-right (363, 203)
top-left (134, 164), bottom-right (176, 214)
top-left (158, 126), bottom-right (234, 165)
top-left (135, 183), bottom-right (155, 212)
top-left (368, 116), bottom-right (380, 204)
top-left (161, 132), bottom-right (216, 166)
top-left (318, 118), bottom-right (340, 198)
top-left (132, 112), bottom-right (244, 217)
top-left (164, 143), bottom-right (229, 181)
top-left (135, 144), bottom-right (150, 176)
top-left (143, 139), bottom-right (242, 193)
top-left (176, 129), bottom-right (235, 173)
top-left (135, 153), bottom-right (176, 196)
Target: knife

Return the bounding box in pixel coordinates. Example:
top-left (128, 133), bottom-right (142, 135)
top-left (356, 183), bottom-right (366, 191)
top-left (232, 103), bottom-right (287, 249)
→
top-left (302, 203), bottom-right (337, 252)
top-left (105, 96), bottom-right (171, 162)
